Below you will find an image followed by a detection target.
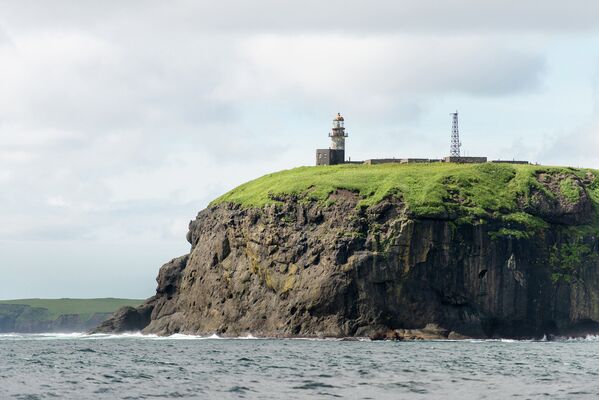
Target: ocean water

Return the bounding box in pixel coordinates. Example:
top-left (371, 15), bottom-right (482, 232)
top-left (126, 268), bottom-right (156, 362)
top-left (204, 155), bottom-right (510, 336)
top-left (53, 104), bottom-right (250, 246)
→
top-left (1, 334), bottom-right (599, 399)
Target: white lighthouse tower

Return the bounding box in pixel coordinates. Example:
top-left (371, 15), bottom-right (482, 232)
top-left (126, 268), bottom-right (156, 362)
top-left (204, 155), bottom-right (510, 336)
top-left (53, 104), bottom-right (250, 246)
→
top-left (316, 113), bottom-right (348, 165)
top-left (329, 113), bottom-right (348, 151)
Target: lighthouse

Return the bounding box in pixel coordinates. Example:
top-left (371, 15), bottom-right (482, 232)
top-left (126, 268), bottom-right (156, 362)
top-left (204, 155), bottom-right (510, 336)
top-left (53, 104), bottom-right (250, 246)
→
top-left (315, 113), bottom-right (348, 165)
top-left (330, 113), bottom-right (347, 151)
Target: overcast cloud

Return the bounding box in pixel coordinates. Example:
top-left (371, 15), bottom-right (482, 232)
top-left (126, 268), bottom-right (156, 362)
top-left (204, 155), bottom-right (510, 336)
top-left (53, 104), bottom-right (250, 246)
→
top-left (1, 1), bottom-right (598, 298)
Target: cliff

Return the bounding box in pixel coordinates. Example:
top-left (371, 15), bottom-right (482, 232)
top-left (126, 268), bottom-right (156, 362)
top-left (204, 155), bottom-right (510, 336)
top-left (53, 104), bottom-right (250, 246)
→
top-left (95, 163), bottom-right (599, 339)
top-left (0, 298), bottom-right (144, 333)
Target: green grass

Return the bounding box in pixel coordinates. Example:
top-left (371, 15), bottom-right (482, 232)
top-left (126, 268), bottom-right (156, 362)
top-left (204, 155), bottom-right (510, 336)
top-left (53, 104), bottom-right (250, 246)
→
top-left (559, 177), bottom-right (582, 203)
top-left (212, 163), bottom-right (599, 229)
top-left (549, 241), bottom-right (598, 283)
top-left (0, 298), bottom-right (144, 321)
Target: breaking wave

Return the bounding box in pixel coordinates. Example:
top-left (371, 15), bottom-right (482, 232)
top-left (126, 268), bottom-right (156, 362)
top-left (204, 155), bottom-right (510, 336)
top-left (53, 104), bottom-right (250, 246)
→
top-left (0, 332), bottom-right (263, 341)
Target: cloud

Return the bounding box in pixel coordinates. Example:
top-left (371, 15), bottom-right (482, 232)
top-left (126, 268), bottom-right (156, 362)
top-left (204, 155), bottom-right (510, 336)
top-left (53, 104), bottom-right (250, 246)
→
top-left (2, 1), bottom-right (599, 35)
top-left (0, 0), bottom-right (595, 297)
top-left (536, 121), bottom-right (599, 167)
top-left (0, 12), bottom-right (548, 243)
top-left (178, 0), bottom-right (599, 33)
top-left (215, 35), bottom-right (544, 105)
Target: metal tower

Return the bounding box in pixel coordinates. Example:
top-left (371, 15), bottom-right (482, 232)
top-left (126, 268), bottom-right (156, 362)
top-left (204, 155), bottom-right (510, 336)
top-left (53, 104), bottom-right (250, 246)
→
top-left (450, 111), bottom-right (461, 157)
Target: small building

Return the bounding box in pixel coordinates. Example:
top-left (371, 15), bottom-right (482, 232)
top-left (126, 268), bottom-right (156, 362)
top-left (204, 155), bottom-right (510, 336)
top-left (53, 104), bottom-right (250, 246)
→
top-left (316, 113), bottom-right (348, 166)
top-left (316, 148), bottom-right (345, 165)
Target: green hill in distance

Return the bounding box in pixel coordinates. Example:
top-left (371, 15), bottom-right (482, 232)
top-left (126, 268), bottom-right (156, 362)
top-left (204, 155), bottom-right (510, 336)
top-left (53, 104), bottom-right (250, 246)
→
top-left (0, 298), bottom-right (145, 320)
top-left (0, 298), bottom-right (145, 333)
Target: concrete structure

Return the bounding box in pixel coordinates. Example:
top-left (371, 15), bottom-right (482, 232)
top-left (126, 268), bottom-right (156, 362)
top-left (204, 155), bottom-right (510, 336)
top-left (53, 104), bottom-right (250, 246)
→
top-left (400, 158), bottom-right (431, 164)
top-left (316, 148), bottom-right (345, 166)
top-left (491, 160), bottom-right (530, 165)
top-left (364, 158), bottom-right (443, 165)
top-left (364, 158), bottom-right (400, 165)
top-left (443, 156), bottom-right (488, 163)
top-left (316, 113), bottom-right (348, 166)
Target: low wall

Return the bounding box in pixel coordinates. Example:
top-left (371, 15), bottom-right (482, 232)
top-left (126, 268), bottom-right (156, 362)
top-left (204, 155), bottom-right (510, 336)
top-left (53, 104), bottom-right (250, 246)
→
top-left (491, 160), bottom-right (529, 164)
top-left (443, 156), bottom-right (488, 163)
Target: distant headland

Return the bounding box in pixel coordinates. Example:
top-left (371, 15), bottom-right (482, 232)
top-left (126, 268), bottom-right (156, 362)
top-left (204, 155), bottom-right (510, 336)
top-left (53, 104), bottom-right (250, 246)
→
top-left (0, 298), bottom-right (143, 333)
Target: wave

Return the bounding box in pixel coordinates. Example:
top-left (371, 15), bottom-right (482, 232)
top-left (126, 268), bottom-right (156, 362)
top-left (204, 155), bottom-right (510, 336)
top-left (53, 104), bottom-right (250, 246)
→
top-left (0, 332), bottom-right (364, 341)
top-left (0, 332), bottom-right (89, 341)
top-left (558, 334), bottom-right (599, 342)
top-left (0, 332), bottom-right (528, 342)
top-left (0, 332), bottom-right (263, 341)
top-left (2, 332), bottom-right (579, 342)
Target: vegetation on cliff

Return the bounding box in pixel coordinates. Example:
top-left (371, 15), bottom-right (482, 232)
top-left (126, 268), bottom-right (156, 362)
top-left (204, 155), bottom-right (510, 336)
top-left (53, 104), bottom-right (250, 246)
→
top-left (213, 163), bottom-right (599, 235)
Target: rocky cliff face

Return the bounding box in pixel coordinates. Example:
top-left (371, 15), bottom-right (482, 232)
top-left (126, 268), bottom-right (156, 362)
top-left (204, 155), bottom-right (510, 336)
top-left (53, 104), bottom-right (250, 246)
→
top-left (95, 168), bottom-right (599, 339)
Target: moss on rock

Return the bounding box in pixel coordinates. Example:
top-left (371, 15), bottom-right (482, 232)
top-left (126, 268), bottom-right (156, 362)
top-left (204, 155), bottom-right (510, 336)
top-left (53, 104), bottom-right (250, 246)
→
top-left (213, 163), bottom-right (599, 232)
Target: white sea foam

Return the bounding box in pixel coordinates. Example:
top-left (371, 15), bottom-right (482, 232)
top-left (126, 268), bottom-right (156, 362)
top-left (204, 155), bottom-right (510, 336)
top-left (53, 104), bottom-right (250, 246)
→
top-left (0, 332), bottom-right (267, 341)
top-left (160, 333), bottom-right (263, 340)
top-left (0, 332), bottom-right (567, 342)
top-left (561, 334), bottom-right (599, 342)
top-left (0, 332), bottom-right (87, 341)
top-left (0, 333), bottom-right (22, 338)
top-left (156, 333), bottom-right (221, 340)
top-left (84, 332), bottom-right (158, 340)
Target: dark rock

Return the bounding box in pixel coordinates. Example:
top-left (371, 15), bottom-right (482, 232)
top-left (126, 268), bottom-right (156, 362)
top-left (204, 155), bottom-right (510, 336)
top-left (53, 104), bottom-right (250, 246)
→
top-left (448, 331), bottom-right (471, 340)
top-left (369, 330), bottom-right (393, 341)
top-left (92, 305), bottom-right (153, 333)
top-left (522, 172), bottom-right (592, 225)
top-left (95, 180), bottom-right (599, 339)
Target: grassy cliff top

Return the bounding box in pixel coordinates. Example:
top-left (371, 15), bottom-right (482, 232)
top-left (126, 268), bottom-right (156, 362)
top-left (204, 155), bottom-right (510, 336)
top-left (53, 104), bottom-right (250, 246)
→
top-left (213, 163), bottom-right (599, 226)
top-left (0, 298), bottom-right (144, 321)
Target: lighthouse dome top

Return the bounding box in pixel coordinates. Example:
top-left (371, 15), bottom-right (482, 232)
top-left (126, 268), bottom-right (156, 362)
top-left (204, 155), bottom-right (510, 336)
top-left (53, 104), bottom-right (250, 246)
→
top-left (333, 113), bottom-right (344, 121)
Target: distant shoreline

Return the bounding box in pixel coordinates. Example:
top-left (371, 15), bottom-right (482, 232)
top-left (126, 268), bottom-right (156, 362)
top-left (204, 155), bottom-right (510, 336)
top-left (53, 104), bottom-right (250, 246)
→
top-left (0, 298), bottom-right (144, 333)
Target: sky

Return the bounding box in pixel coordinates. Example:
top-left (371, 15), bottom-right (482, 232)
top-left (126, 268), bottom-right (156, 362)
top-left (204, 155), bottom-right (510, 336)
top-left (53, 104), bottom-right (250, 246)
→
top-left (2, 1), bottom-right (599, 299)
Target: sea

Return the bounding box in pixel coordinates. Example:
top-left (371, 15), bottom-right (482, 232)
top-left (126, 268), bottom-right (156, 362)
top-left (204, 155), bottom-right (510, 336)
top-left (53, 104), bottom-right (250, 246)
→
top-left (1, 333), bottom-right (599, 399)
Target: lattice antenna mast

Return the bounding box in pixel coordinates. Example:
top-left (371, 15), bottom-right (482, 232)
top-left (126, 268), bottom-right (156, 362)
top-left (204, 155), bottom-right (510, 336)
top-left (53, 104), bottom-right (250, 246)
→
top-left (450, 111), bottom-right (461, 157)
